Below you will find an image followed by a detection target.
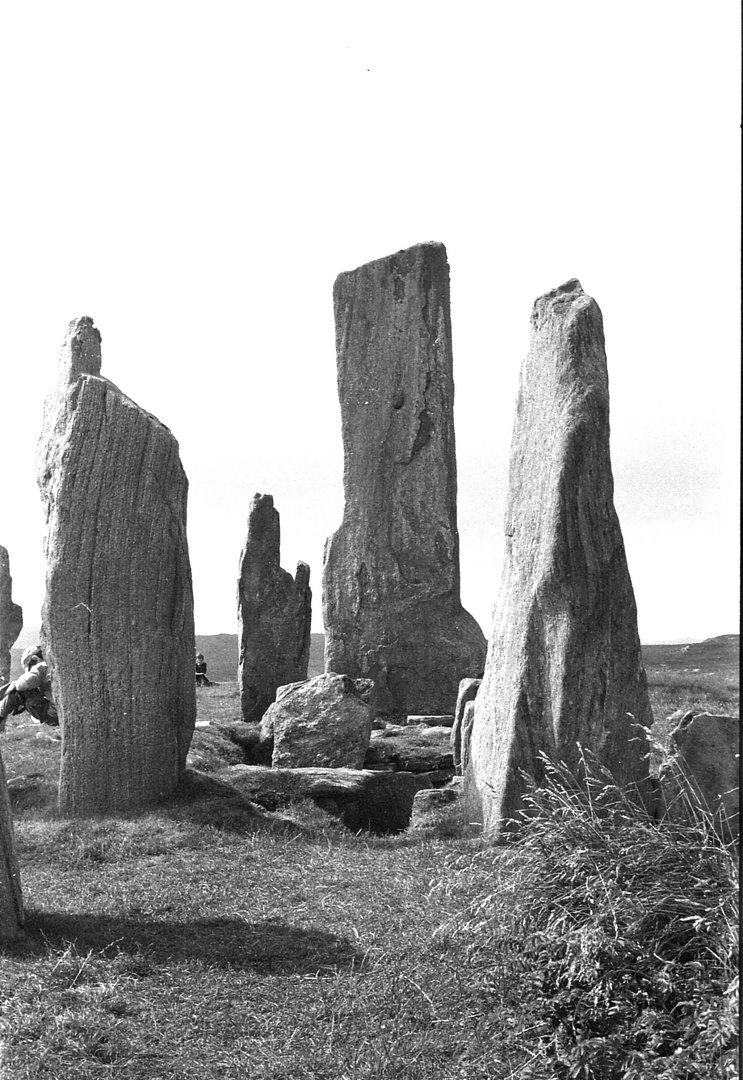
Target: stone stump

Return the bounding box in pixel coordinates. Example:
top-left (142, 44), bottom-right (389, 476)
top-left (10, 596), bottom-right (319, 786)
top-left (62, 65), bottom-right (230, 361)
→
top-left (36, 317), bottom-right (196, 815)
top-left (237, 494), bottom-right (311, 724)
top-left (323, 242), bottom-right (487, 719)
top-left (464, 280), bottom-right (653, 835)
top-left (0, 546), bottom-right (23, 685)
top-left (451, 677), bottom-right (481, 771)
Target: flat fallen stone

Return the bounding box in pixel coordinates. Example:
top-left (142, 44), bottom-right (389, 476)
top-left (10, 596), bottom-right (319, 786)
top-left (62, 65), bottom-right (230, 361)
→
top-left (223, 764), bottom-right (434, 833)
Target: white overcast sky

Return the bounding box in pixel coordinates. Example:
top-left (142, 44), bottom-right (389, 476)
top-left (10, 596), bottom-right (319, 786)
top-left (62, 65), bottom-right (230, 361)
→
top-left (1, 1), bottom-right (739, 644)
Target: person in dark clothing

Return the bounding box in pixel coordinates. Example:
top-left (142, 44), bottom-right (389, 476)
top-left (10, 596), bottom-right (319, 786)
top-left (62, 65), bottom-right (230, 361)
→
top-left (0, 645), bottom-right (59, 731)
top-left (195, 652), bottom-right (211, 687)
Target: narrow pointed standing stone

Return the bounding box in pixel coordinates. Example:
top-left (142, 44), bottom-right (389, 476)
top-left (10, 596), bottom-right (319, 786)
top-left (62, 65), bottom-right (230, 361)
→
top-left (464, 280), bottom-right (653, 834)
top-left (323, 242), bottom-right (487, 718)
top-left (238, 494), bottom-right (312, 724)
top-left (36, 317), bottom-right (196, 815)
top-left (0, 546), bottom-right (23, 684)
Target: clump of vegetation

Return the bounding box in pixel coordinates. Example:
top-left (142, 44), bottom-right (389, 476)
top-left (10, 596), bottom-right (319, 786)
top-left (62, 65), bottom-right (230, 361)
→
top-left (454, 751), bottom-right (739, 1078)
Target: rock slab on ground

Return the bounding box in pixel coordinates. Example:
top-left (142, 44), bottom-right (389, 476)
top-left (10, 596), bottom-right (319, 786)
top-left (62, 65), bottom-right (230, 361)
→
top-left (223, 764), bottom-right (434, 833)
top-left (0, 546), bottom-right (23, 685)
top-left (365, 724), bottom-right (455, 777)
top-left (322, 242), bottom-right (487, 720)
top-left (464, 280), bottom-right (654, 835)
top-left (660, 712), bottom-right (739, 839)
top-left (36, 317), bottom-right (196, 815)
top-left (409, 778), bottom-right (464, 833)
top-left (261, 673), bottom-right (373, 769)
top-left (238, 494), bottom-right (312, 724)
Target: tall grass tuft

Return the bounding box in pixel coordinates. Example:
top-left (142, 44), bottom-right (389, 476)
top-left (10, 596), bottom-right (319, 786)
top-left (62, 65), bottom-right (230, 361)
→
top-left (457, 748), bottom-right (739, 1079)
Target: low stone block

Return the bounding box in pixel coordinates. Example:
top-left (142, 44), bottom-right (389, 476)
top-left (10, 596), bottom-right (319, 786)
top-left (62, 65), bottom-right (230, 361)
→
top-left (660, 713), bottom-right (739, 839)
top-left (223, 764), bottom-right (433, 833)
top-left (262, 673), bottom-right (373, 769)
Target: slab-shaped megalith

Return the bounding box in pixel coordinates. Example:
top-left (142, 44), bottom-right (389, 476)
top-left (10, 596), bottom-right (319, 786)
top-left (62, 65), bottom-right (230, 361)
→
top-left (238, 494), bottom-right (311, 724)
top-left (0, 546), bottom-right (23, 685)
top-left (322, 242), bottom-right (487, 719)
top-left (464, 280), bottom-right (653, 834)
top-left (0, 747), bottom-right (23, 940)
top-left (37, 317), bottom-right (196, 815)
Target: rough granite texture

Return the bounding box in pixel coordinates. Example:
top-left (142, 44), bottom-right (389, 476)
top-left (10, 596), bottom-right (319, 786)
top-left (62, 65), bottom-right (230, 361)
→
top-left (225, 763), bottom-right (434, 834)
top-left (464, 280), bottom-right (653, 834)
top-left (661, 713), bottom-right (739, 840)
top-left (0, 546), bottom-right (23, 684)
top-left (322, 242), bottom-right (487, 719)
top-left (238, 494), bottom-right (311, 724)
top-left (36, 317), bottom-right (196, 815)
top-left (262, 673), bottom-right (373, 769)
top-left (0, 746), bottom-right (24, 940)
top-left (451, 677), bottom-right (481, 770)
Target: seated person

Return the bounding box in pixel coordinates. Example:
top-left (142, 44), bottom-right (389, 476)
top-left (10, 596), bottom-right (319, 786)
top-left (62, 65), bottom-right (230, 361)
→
top-left (0, 645), bottom-right (59, 731)
top-left (195, 652), bottom-right (211, 687)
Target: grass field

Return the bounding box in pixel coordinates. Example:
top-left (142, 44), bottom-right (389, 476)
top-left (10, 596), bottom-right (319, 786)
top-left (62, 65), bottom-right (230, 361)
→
top-left (0, 637), bottom-right (738, 1078)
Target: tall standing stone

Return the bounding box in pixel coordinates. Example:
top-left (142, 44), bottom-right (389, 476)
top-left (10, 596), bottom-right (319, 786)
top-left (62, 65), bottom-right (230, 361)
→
top-left (323, 242), bottom-right (487, 719)
top-left (37, 317), bottom-right (196, 815)
top-left (0, 546), bottom-right (23, 685)
top-left (238, 494), bottom-right (311, 724)
top-left (464, 280), bottom-right (653, 834)
top-left (0, 745), bottom-right (24, 940)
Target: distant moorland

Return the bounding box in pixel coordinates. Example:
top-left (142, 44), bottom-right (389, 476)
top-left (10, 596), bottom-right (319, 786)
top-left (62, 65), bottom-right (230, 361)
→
top-left (10, 632), bottom-right (739, 719)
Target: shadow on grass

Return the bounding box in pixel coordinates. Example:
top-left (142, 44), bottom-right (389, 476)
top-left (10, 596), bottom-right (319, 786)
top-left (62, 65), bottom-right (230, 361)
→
top-left (14, 910), bottom-right (362, 976)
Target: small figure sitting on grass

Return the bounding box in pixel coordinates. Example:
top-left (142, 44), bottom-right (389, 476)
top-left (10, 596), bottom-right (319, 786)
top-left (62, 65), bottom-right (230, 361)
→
top-left (0, 645), bottom-right (59, 732)
top-left (195, 652), bottom-right (212, 688)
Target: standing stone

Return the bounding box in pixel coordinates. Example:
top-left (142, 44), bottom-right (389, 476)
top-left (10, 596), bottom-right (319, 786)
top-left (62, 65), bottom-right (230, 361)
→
top-left (323, 242), bottom-right (487, 719)
top-left (36, 317), bottom-right (196, 815)
top-left (0, 746), bottom-right (24, 940)
top-left (0, 546), bottom-right (23, 685)
top-left (464, 280), bottom-right (653, 835)
top-left (451, 677), bottom-right (481, 770)
top-left (238, 494), bottom-right (311, 724)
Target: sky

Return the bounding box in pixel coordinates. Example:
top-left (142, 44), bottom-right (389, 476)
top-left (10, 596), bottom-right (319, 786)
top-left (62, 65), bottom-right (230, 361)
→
top-left (1, 1), bottom-right (739, 645)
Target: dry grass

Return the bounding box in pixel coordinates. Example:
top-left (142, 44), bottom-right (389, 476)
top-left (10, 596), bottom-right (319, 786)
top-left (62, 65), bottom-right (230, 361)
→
top-left (0, 648), bottom-right (738, 1079)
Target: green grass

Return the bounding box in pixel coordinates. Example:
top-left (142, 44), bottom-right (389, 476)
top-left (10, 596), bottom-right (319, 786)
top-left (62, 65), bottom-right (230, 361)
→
top-left (0, 650), bottom-right (738, 1079)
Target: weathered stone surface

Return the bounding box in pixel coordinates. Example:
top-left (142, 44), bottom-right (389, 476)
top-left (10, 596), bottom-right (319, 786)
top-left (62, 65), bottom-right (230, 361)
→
top-left (659, 713), bottom-right (739, 839)
top-left (322, 242), bottom-right (487, 719)
top-left (238, 494), bottom-right (312, 724)
top-left (0, 546), bottom-right (23, 685)
top-left (0, 746), bottom-right (24, 940)
top-left (464, 280), bottom-right (653, 835)
top-left (457, 701), bottom-right (477, 775)
top-left (409, 778), bottom-right (464, 833)
top-left (451, 678), bottom-right (481, 770)
top-left (407, 715), bottom-right (455, 728)
top-left (261, 673), bottom-right (373, 769)
top-left (223, 764), bottom-right (433, 833)
top-left (365, 723), bottom-right (455, 777)
top-left (36, 317), bottom-right (196, 815)
top-left (187, 725), bottom-right (248, 773)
